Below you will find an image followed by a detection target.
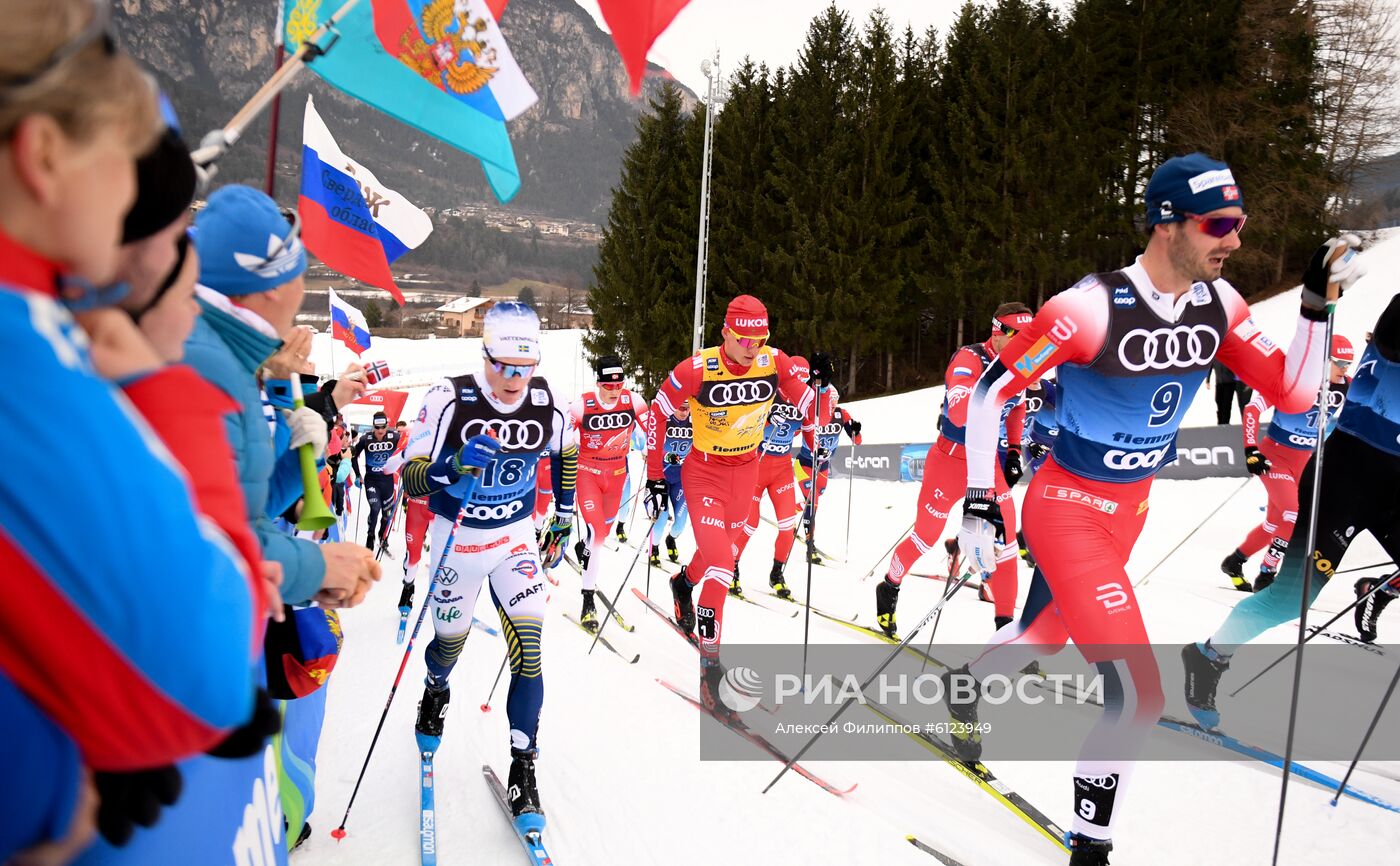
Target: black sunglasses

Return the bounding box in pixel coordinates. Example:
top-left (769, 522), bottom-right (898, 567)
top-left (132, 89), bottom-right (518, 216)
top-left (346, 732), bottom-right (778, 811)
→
top-left (2, 0), bottom-right (116, 90)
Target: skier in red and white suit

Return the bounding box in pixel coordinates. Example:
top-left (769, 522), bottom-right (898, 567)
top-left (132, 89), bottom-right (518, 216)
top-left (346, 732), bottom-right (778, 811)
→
top-left (949, 152), bottom-right (1342, 863)
top-left (568, 355), bottom-right (648, 629)
top-left (873, 304), bottom-right (1033, 637)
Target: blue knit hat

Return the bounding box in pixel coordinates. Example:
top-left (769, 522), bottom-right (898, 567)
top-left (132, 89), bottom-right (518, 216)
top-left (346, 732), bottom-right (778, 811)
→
top-left (1145, 153), bottom-right (1244, 227)
top-left (194, 185), bottom-right (306, 296)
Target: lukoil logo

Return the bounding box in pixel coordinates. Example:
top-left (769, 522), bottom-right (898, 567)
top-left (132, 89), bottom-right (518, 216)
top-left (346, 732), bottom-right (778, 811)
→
top-left (718, 666), bottom-right (764, 712)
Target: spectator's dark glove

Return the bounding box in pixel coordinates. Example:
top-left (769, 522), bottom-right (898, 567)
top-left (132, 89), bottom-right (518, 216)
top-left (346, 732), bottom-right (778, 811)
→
top-left (207, 688), bottom-right (282, 759)
top-left (95, 765), bottom-right (183, 846)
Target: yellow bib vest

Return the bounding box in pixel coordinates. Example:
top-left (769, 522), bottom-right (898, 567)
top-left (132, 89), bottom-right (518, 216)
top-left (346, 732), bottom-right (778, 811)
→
top-left (688, 346), bottom-right (781, 456)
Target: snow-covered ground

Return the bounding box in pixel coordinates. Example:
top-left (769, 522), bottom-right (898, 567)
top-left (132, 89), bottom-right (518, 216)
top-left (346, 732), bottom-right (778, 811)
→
top-left (298, 235), bottom-right (1399, 865)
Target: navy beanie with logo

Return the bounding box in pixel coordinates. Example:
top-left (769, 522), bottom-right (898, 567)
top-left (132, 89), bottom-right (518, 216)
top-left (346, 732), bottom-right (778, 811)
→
top-left (1144, 153), bottom-right (1244, 227)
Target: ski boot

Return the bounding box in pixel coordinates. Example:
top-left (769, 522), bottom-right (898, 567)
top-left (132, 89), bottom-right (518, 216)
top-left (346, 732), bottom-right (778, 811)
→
top-left (1017, 529), bottom-right (1036, 569)
top-left (1356, 578), bottom-right (1397, 643)
top-left (1181, 641), bottom-right (1231, 729)
top-left (941, 664), bottom-right (983, 762)
top-left (1253, 565), bottom-right (1277, 593)
top-left (507, 747), bottom-right (546, 833)
top-left (994, 615), bottom-right (1014, 631)
top-left (575, 540), bottom-right (590, 571)
top-left (579, 589), bottom-right (599, 632)
top-left (671, 568), bottom-right (696, 636)
top-left (1066, 832), bottom-right (1113, 865)
top-left (398, 581), bottom-right (414, 615)
top-left (698, 657), bottom-right (743, 725)
top-left (875, 579), bottom-right (900, 639)
top-left (415, 683), bottom-right (451, 752)
top-left (615, 522), bottom-right (628, 545)
top-left (290, 821), bottom-right (312, 851)
top-left (807, 546), bottom-right (823, 565)
top-left (729, 560), bottom-right (743, 597)
top-left (665, 534), bottom-right (680, 564)
top-left (648, 544), bottom-right (661, 568)
top-left (770, 559), bottom-right (791, 600)
top-left (1221, 549), bottom-right (1251, 592)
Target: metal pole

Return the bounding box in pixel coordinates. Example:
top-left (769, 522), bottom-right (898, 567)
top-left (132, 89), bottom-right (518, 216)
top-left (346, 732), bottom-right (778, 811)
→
top-left (263, 1), bottom-right (287, 197)
top-left (691, 49), bottom-right (719, 354)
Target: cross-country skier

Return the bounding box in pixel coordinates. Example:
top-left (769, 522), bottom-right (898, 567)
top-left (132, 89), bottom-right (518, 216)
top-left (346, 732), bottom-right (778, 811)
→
top-left (351, 412), bottom-right (400, 549)
top-left (647, 295), bottom-right (814, 707)
top-left (1220, 335), bottom-right (1353, 592)
top-left (400, 302), bottom-right (577, 825)
top-left (731, 357), bottom-right (811, 597)
top-left (567, 356), bottom-right (648, 629)
top-left (795, 352), bottom-right (862, 565)
top-left (382, 418), bottom-right (433, 613)
top-left (1187, 287), bottom-right (1400, 737)
top-left (646, 396), bottom-right (694, 569)
top-left (952, 153), bottom-right (1347, 865)
top-left (874, 303), bottom-right (1032, 638)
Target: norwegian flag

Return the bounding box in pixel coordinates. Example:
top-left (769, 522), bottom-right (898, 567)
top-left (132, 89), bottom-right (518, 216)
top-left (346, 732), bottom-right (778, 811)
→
top-left (365, 360), bottom-right (392, 386)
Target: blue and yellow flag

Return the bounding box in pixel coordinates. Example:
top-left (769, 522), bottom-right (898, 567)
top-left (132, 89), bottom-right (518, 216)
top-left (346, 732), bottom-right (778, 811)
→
top-left (284, 0), bottom-right (533, 202)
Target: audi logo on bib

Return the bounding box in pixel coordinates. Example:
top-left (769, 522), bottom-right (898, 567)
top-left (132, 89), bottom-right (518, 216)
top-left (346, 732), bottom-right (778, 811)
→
top-left (1103, 444), bottom-right (1173, 471)
top-left (584, 413), bottom-right (633, 431)
top-left (705, 380), bottom-right (775, 406)
top-left (666, 424), bottom-right (693, 440)
top-left (460, 418), bottom-right (547, 450)
top-left (1118, 325), bottom-right (1220, 372)
top-left (771, 402), bottom-right (802, 421)
top-left (366, 440), bottom-right (395, 453)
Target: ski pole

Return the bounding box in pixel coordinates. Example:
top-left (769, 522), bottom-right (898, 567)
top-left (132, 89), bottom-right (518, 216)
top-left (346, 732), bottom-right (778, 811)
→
top-left (843, 455), bottom-right (855, 560)
top-left (762, 572), bottom-right (974, 794)
top-left (1228, 568), bottom-right (1400, 698)
top-left (588, 513), bottom-right (662, 655)
top-left (860, 520), bottom-right (916, 583)
top-left (1133, 475), bottom-right (1253, 588)
top-left (800, 451), bottom-right (827, 683)
top-left (920, 559), bottom-right (963, 675)
top-left (1271, 264), bottom-right (1346, 866)
top-left (479, 652), bottom-right (509, 713)
top-left (332, 467), bottom-right (488, 841)
top-left (1331, 656), bottom-right (1400, 807)
top-left (1335, 560), bottom-right (1395, 577)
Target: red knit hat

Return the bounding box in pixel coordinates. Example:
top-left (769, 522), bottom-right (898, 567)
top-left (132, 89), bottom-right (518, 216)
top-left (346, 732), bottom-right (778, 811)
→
top-left (725, 295), bottom-right (770, 338)
top-left (1331, 335), bottom-right (1355, 363)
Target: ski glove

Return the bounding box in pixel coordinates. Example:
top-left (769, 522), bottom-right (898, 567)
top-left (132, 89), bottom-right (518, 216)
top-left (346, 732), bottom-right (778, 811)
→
top-left (281, 406), bottom-right (328, 457)
top-left (450, 432), bottom-right (500, 477)
top-left (815, 446), bottom-right (831, 462)
top-left (539, 515), bottom-right (572, 568)
top-left (958, 487), bottom-right (1005, 575)
top-left (1244, 445), bottom-right (1271, 476)
top-left (644, 478), bottom-right (669, 520)
top-left (95, 765), bottom-right (183, 846)
top-left (1301, 234), bottom-right (1364, 315)
top-left (1002, 447), bottom-right (1023, 486)
top-left (1028, 442), bottom-right (1050, 464)
top-left (208, 687), bottom-right (282, 758)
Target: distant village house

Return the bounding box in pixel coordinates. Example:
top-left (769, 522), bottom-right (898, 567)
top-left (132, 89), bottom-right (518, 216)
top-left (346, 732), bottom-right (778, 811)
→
top-left (436, 297), bottom-right (496, 336)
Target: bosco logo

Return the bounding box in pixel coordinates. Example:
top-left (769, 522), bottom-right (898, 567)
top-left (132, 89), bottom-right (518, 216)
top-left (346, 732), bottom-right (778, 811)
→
top-left (1118, 325), bottom-right (1219, 372)
top-left (461, 418), bottom-right (546, 449)
top-left (585, 413), bottom-right (633, 431)
top-left (707, 380), bottom-right (775, 406)
top-left (1103, 444), bottom-right (1172, 471)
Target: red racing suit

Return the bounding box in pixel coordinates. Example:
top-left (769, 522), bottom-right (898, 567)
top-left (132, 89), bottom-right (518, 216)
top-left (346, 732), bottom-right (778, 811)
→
top-left (651, 346), bottom-right (814, 658)
top-left (888, 341), bottom-right (1024, 621)
top-left (570, 389), bottom-right (647, 590)
top-left (959, 261), bottom-right (1327, 842)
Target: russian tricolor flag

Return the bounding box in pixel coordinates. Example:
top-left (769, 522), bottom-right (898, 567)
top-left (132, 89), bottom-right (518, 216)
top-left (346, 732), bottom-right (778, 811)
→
top-left (299, 96), bottom-right (433, 305)
top-left (329, 287), bottom-right (372, 356)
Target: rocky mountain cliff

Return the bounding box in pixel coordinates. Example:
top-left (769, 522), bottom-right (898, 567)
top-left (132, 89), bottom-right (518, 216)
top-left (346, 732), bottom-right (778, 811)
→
top-left (115, 0), bottom-right (694, 221)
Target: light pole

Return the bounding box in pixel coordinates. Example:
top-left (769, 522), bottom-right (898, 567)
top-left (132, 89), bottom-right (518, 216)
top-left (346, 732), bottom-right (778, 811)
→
top-left (692, 49), bottom-right (721, 353)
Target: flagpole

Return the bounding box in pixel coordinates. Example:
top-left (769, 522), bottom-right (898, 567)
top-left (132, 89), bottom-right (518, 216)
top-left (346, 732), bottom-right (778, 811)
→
top-left (190, 0), bottom-right (362, 169)
top-left (329, 289), bottom-right (337, 375)
top-left (263, 1), bottom-right (287, 196)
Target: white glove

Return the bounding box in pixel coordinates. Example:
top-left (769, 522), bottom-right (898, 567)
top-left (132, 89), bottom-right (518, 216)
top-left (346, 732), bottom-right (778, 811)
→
top-left (281, 406), bottom-right (328, 457)
top-left (956, 489), bottom-right (1004, 575)
top-left (1328, 233), bottom-right (1366, 291)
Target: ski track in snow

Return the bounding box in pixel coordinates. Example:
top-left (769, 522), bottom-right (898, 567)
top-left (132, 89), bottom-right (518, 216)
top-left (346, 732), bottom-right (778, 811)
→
top-left (304, 233), bottom-right (1400, 865)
